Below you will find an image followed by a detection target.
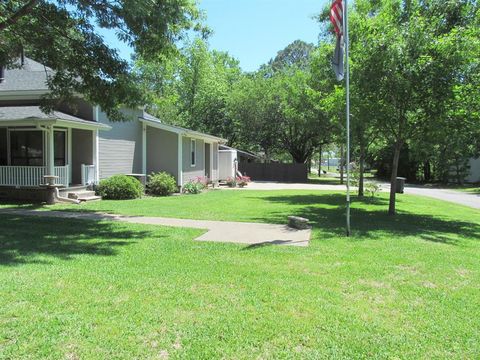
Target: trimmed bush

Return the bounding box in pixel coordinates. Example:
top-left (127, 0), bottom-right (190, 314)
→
top-left (96, 175), bottom-right (143, 200)
top-left (147, 172), bottom-right (178, 196)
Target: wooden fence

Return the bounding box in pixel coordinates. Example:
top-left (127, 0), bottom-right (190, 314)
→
top-left (239, 163), bottom-right (308, 183)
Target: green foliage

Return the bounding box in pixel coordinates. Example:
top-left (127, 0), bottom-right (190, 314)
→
top-left (182, 177), bottom-right (206, 194)
top-left (147, 172), bottom-right (178, 196)
top-left (268, 39), bottom-right (315, 72)
top-left (365, 182), bottom-right (381, 198)
top-left (0, 0), bottom-right (203, 120)
top-left (136, 38), bottom-right (242, 143)
top-left (96, 175), bottom-right (143, 200)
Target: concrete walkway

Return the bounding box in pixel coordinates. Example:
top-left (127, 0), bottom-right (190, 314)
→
top-left (0, 209), bottom-right (311, 247)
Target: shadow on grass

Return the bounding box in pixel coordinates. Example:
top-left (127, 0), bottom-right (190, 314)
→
top-left (253, 194), bottom-right (480, 244)
top-left (0, 214), bottom-right (154, 266)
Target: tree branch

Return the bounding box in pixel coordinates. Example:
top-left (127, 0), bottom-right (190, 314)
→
top-left (0, 0), bottom-right (38, 32)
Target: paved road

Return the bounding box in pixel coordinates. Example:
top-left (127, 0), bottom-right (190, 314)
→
top-left (0, 209), bottom-right (311, 247)
top-left (404, 186), bottom-right (480, 210)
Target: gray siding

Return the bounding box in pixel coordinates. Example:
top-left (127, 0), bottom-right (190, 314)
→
top-left (98, 108), bottom-right (143, 179)
top-left (146, 127), bottom-right (179, 182)
top-left (182, 136), bottom-right (205, 183)
top-left (71, 129), bottom-right (93, 184)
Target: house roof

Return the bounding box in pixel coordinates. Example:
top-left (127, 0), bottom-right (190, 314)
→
top-left (219, 144), bottom-right (260, 159)
top-left (0, 57), bottom-right (51, 93)
top-left (139, 112), bottom-right (227, 143)
top-left (0, 106), bottom-right (110, 130)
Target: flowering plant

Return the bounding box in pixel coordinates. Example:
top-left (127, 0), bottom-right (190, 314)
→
top-left (183, 176), bottom-right (209, 194)
top-left (226, 177), bottom-right (237, 187)
top-left (236, 175), bottom-right (251, 187)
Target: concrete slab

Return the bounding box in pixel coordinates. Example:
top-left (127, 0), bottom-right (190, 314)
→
top-left (0, 209), bottom-right (311, 247)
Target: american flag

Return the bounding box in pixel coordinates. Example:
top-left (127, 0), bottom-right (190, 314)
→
top-left (330, 0), bottom-right (344, 81)
top-left (330, 0), bottom-right (343, 36)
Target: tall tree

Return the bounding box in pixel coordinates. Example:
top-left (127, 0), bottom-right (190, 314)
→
top-left (345, 0), bottom-right (479, 214)
top-left (137, 39), bottom-right (242, 143)
top-left (227, 73), bottom-right (283, 158)
top-left (268, 39), bottom-right (315, 72)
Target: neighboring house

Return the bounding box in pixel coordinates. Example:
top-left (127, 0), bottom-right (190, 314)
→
top-left (0, 57), bottom-right (224, 201)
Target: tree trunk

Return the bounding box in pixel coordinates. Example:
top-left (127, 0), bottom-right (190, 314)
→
top-left (358, 144), bottom-right (365, 197)
top-left (388, 141), bottom-right (402, 215)
top-left (423, 161), bottom-right (431, 182)
top-left (340, 144), bottom-right (344, 185)
top-left (318, 146), bottom-right (322, 176)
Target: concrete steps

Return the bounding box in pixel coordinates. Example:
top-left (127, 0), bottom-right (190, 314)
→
top-left (67, 190), bottom-right (101, 202)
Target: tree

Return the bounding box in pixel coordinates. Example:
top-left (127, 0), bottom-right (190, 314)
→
top-left (0, 0), bottom-right (203, 119)
top-left (137, 39), bottom-right (242, 144)
top-left (346, 0), bottom-right (479, 214)
top-left (227, 73), bottom-right (283, 159)
top-left (268, 40), bottom-right (315, 72)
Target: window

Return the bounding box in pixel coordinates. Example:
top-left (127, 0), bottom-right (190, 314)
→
top-left (54, 130), bottom-right (66, 166)
top-left (10, 130), bottom-right (44, 166)
top-left (190, 139), bottom-right (196, 167)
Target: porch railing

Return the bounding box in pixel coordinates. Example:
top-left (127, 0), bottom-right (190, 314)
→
top-left (54, 165), bottom-right (69, 187)
top-left (81, 164), bottom-right (97, 186)
top-left (0, 165), bottom-right (69, 187)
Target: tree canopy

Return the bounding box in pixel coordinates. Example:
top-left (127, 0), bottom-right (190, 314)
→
top-left (0, 0), bottom-right (204, 119)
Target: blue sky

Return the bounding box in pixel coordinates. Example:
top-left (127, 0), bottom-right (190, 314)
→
top-left (100, 0), bottom-right (327, 72)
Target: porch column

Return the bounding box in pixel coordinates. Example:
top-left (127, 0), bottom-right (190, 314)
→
top-left (92, 129), bottom-right (99, 183)
top-left (177, 133), bottom-right (183, 187)
top-left (142, 123), bottom-right (147, 175)
top-left (47, 126), bottom-right (54, 176)
top-left (67, 128), bottom-right (72, 185)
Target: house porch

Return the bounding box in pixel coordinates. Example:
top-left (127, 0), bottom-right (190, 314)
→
top-left (0, 106), bottom-right (110, 190)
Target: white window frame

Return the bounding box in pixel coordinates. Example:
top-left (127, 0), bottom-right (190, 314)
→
top-left (190, 139), bottom-right (196, 167)
top-left (7, 128), bottom-right (46, 166)
top-left (53, 128), bottom-right (68, 167)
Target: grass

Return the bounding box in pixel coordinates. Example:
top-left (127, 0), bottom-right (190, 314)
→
top-left (457, 187), bottom-right (480, 194)
top-left (1, 190), bottom-right (480, 358)
top-left (307, 173), bottom-right (342, 185)
top-left (419, 182), bottom-right (480, 194)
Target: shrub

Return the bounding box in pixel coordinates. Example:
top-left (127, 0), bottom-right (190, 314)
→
top-left (237, 175), bottom-right (251, 187)
top-left (365, 182), bottom-right (381, 198)
top-left (96, 175), bottom-right (143, 200)
top-left (183, 177), bottom-right (207, 194)
top-left (226, 177), bottom-right (237, 187)
top-left (147, 172), bottom-right (178, 196)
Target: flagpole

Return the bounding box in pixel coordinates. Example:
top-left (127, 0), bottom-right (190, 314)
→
top-left (344, 0), bottom-right (351, 236)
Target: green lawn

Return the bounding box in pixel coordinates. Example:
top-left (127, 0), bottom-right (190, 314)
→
top-left (1, 190), bottom-right (480, 358)
top-left (457, 187), bottom-right (480, 194)
top-left (419, 182), bottom-right (480, 194)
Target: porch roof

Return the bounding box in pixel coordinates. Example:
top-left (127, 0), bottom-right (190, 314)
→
top-left (0, 106), bottom-right (111, 130)
top-left (139, 113), bottom-right (226, 143)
